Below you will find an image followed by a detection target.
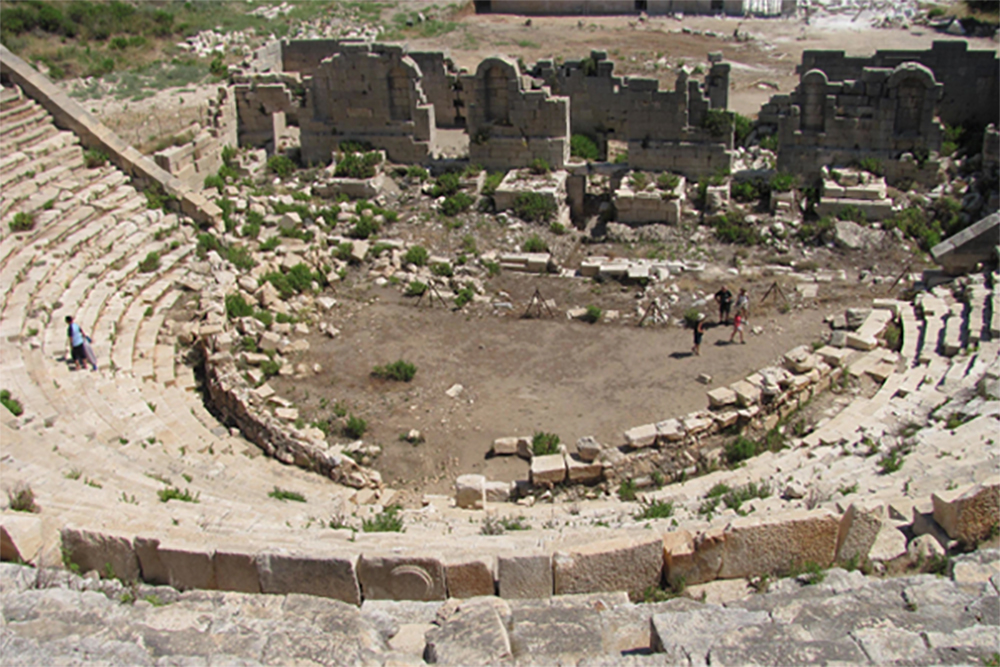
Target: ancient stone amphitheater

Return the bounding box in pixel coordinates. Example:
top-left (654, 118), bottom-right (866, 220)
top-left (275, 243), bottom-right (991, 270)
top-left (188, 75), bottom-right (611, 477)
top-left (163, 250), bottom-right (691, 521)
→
top-left (1, 37), bottom-right (998, 666)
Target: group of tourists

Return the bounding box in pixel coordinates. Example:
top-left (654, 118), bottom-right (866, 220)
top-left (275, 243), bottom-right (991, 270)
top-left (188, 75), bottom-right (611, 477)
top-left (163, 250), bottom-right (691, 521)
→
top-left (691, 285), bottom-right (751, 356)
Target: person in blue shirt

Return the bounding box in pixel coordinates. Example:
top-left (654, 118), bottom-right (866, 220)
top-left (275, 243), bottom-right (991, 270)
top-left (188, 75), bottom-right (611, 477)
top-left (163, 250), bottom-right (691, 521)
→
top-left (65, 315), bottom-right (90, 371)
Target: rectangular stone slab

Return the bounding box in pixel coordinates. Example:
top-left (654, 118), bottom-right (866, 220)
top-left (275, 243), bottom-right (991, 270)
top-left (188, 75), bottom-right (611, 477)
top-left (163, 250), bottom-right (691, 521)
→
top-left (444, 556), bottom-right (496, 599)
top-left (258, 552), bottom-right (360, 605)
top-left (553, 536), bottom-right (662, 597)
top-left (62, 527), bottom-right (139, 582)
top-left (214, 550), bottom-right (261, 593)
top-left (358, 555), bottom-right (447, 601)
top-left (498, 553), bottom-right (552, 599)
top-left (716, 509), bottom-right (839, 579)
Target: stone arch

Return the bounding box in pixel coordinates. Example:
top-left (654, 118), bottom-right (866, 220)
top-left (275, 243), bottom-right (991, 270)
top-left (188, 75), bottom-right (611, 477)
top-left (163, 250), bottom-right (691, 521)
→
top-left (475, 58), bottom-right (519, 126)
top-left (387, 65), bottom-right (412, 122)
top-left (887, 62), bottom-right (939, 137)
top-left (801, 69), bottom-right (828, 133)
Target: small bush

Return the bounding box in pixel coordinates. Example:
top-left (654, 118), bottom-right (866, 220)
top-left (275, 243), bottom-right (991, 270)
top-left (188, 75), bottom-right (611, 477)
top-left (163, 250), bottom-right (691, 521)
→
top-left (259, 358), bottom-right (281, 378)
top-left (226, 245), bottom-right (256, 271)
top-left (858, 157), bottom-right (884, 177)
top-left (431, 172), bottom-right (462, 197)
top-left (335, 151), bottom-right (382, 179)
top-left (583, 305), bottom-right (602, 323)
top-left (268, 487), bottom-right (306, 502)
top-left (790, 561), bottom-right (826, 585)
top-left (725, 436), bottom-right (759, 465)
top-left (528, 158), bottom-right (551, 175)
top-left (711, 212), bottom-right (761, 246)
top-left (406, 280), bottom-right (427, 297)
top-left (83, 149), bottom-right (108, 168)
top-left (406, 165), bottom-right (429, 181)
top-left (522, 234), bottom-right (548, 253)
top-left (769, 172), bottom-right (796, 193)
top-left (209, 55), bottom-right (227, 78)
top-left (513, 192), bottom-right (557, 222)
top-left (549, 221), bottom-right (566, 235)
top-left (618, 478), bottom-right (638, 501)
top-left (657, 172), bottom-right (681, 191)
top-left (733, 112), bottom-right (754, 146)
top-left (482, 171), bottom-right (505, 196)
top-left (372, 360), bottom-right (417, 382)
top-left (157, 487), bottom-right (199, 503)
top-left (0, 389), bottom-right (24, 417)
top-left (267, 154), bottom-right (296, 178)
top-left (629, 172), bottom-right (648, 191)
top-left (837, 205), bottom-right (866, 223)
top-left (531, 431), bottom-right (560, 456)
top-left (613, 151), bottom-right (629, 164)
top-left (702, 109), bottom-right (734, 138)
top-left (7, 483), bottom-right (38, 513)
top-left (722, 481), bottom-right (771, 512)
top-left (570, 134), bottom-right (600, 160)
top-left (342, 414), bottom-right (367, 439)
top-left (9, 212), bottom-right (35, 233)
top-left (350, 217), bottom-right (379, 240)
top-left (759, 134), bottom-right (778, 151)
top-left (362, 505), bottom-right (404, 533)
top-left (634, 499), bottom-right (674, 520)
top-left (431, 262), bottom-right (453, 278)
top-left (440, 192), bottom-right (475, 216)
top-left (137, 251), bottom-right (161, 273)
top-left (203, 173), bottom-right (225, 193)
top-left (454, 286), bottom-right (475, 309)
top-left (225, 293), bottom-right (254, 319)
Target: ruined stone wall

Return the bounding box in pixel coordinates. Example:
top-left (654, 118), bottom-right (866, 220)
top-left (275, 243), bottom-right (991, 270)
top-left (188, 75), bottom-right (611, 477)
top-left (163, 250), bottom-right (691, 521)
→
top-left (484, 0), bottom-right (747, 15)
top-left (247, 40), bottom-right (283, 73)
top-left (408, 51), bottom-right (465, 128)
top-left (626, 65), bottom-right (734, 178)
top-left (154, 87), bottom-right (238, 189)
top-left (464, 57), bottom-right (570, 169)
top-left (300, 43), bottom-right (435, 166)
top-left (797, 41), bottom-right (999, 130)
top-left (231, 74), bottom-right (301, 151)
top-left (766, 62), bottom-right (946, 180)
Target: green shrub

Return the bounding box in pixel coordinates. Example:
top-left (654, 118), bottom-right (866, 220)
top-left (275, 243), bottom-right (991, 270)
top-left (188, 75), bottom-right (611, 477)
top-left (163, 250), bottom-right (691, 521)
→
top-left (254, 309), bottom-right (274, 328)
top-left (570, 134), bottom-right (600, 160)
top-left (259, 358), bottom-right (281, 378)
top-left (158, 487), bottom-right (199, 503)
top-left (731, 180), bottom-right (761, 202)
top-left (613, 151), bottom-right (629, 164)
top-left (618, 478), bottom-right (638, 501)
top-left (836, 205), bottom-right (866, 223)
top-left (350, 217), bottom-right (379, 240)
top-left (267, 154), bottom-right (296, 178)
top-left (406, 280), bottom-right (427, 297)
top-left (482, 171), bottom-right (505, 196)
top-left (725, 436), bottom-right (759, 465)
top-left (759, 134), bottom-right (779, 151)
top-left (9, 211), bottom-right (35, 233)
top-left (702, 109), bottom-right (734, 138)
top-left (733, 112), bottom-right (753, 146)
top-left (209, 55), bottom-right (227, 78)
top-left (657, 172), bottom-right (681, 191)
top-left (263, 263), bottom-right (316, 298)
top-left (454, 286), bottom-right (475, 309)
top-left (226, 244), bottom-right (256, 271)
top-left (137, 251), bottom-right (161, 273)
top-left (522, 234), bottom-right (548, 253)
top-left (430, 262), bottom-right (453, 278)
top-left (203, 173), bottom-right (225, 193)
top-left (225, 293), bottom-right (254, 319)
top-left (83, 149), bottom-right (108, 168)
top-left (333, 242), bottom-right (354, 262)
top-left (857, 157), bottom-right (884, 176)
top-left (7, 483), bottom-right (38, 513)
top-left (529, 158), bottom-right (551, 175)
top-left (549, 221), bottom-right (566, 235)
top-left (344, 414), bottom-right (367, 439)
top-left (404, 245), bottom-right (429, 266)
top-left (268, 486), bottom-right (305, 502)
top-left (221, 145), bottom-right (237, 167)
top-left (513, 192), bottom-right (557, 222)
top-left (259, 237), bottom-right (281, 252)
top-left (941, 123), bottom-right (965, 157)
top-left (797, 215), bottom-right (835, 246)
top-left (711, 212), bottom-right (761, 245)
top-left (406, 165), bottom-right (429, 181)
top-left (372, 360), bottom-right (417, 382)
top-left (484, 261), bottom-right (501, 277)
top-left (629, 172), bottom-right (648, 191)
top-left (634, 499), bottom-right (674, 520)
top-left (0, 389), bottom-right (24, 417)
top-left (431, 172), bottom-right (462, 197)
top-left (769, 172), bottom-right (795, 193)
top-left (531, 431), bottom-right (560, 456)
top-left (362, 505), bottom-right (404, 533)
top-left (335, 151), bottom-right (382, 179)
top-left (583, 305), bottom-right (602, 323)
top-left (722, 481), bottom-right (771, 511)
top-left (440, 192), bottom-right (474, 216)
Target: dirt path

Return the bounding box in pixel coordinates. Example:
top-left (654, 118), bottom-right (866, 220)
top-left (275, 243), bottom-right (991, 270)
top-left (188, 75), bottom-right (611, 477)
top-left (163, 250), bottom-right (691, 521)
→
top-left (270, 278), bottom-right (829, 495)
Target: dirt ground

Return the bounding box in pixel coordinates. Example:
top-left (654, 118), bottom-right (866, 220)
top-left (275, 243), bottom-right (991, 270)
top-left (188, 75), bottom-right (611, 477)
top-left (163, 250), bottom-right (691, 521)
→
top-left (266, 270), bottom-right (856, 495)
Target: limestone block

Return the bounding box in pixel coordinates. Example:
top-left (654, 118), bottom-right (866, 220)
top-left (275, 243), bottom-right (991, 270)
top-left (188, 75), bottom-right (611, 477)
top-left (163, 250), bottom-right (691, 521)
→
top-left (258, 552), bottom-right (361, 605)
top-left (214, 550), bottom-right (261, 593)
top-left (730, 381), bottom-right (760, 407)
top-left (836, 502), bottom-right (885, 563)
top-left (868, 522), bottom-right (908, 563)
top-left (716, 510), bottom-right (840, 579)
top-left (656, 419), bottom-right (684, 442)
top-left (423, 598), bottom-right (512, 665)
top-left (455, 474), bottom-right (486, 510)
top-left (351, 239), bottom-right (370, 263)
top-left (553, 536), bottom-right (662, 597)
top-left (137, 540), bottom-right (216, 592)
top-left (624, 423), bottom-right (658, 448)
top-left (61, 528), bottom-right (139, 582)
top-left (816, 345), bottom-right (852, 367)
top-left (444, 556), bottom-right (496, 599)
top-left (0, 513), bottom-right (43, 564)
top-left (498, 553), bottom-right (552, 599)
top-left (484, 481), bottom-right (511, 503)
top-left (784, 345), bottom-right (817, 374)
top-left (707, 387), bottom-right (737, 408)
top-left (566, 455), bottom-right (603, 483)
top-left (932, 483), bottom-right (1000, 544)
top-left (491, 437), bottom-right (520, 456)
top-left (575, 436), bottom-right (602, 461)
top-left (671, 527), bottom-right (726, 586)
top-left (651, 606), bottom-right (771, 663)
top-left (358, 555), bottom-right (447, 601)
top-left (530, 454), bottom-right (566, 485)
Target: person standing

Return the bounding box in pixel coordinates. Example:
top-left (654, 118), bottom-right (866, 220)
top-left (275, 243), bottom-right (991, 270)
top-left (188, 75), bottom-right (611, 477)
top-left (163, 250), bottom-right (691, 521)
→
top-left (715, 285), bottom-right (733, 324)
top-left (692, 313), bottom-right (706, 356)
top-left (730, 311), bottom-right (746, 345)
top-left (734, 287), bottom-right (750, 319)
top-left (65, 316), bottom-right (94, 371)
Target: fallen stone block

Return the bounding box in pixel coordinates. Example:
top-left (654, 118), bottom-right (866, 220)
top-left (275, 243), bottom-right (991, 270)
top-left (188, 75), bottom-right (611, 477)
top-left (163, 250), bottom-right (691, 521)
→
top-left (455, 474), bottom-right (486, 510)
top-left (666, 527), bottom-right (726, 586)
top-left (491, 437), bottom-right (520, 456)
top-left (484, 480), bottom-right (511, 503)
top-left (716, 509), bottom-right (840, 579)
top-left (258, 552), bottom-right (361, 605)
top-left (424, 598), bottom-right (512, 665)
top-left (358, 555), bottom-right (447, 601)
top-left (553, 536), bottom-right (662, 597)
top-left (932, 483), bottom-right (1000, 545)
top-left (575, 436), bottom-right (602, 461)
top-left (61, 527), bottom-right (140, 582)
top-left (816, 345), bottom-right (852, 368)
top-left (784, 345), bottom-right (818, 374)
top-left (655, 419), bottom-right (684, 442)
top-left (651, 605), bottom-right (771, 663)
top-left (868, 522), bottom-right (908, 563)
top-left (624, 423), bottom-right (658, 448)
top-left (498, 553), bottom-right (552, 599)
top-left (836, 502), bottom-right (885, 563)
top-left (566, 455), bottom-right (603, 483)
top-left (707, 386), bottom-right (737, 408)
top-left (730, 380), bottom-right (760, 407)
top-left (530, 454), bottom-right (566, 486)
top-left (214, 550), bottom-right (261, 593)
top-left (0, 513), bottom-right (43, 565)
top-left (506, 602), bottom-right (605, 664)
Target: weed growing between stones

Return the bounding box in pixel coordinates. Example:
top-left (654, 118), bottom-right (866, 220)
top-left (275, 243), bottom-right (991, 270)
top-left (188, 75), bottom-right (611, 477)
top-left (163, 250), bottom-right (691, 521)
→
top-left (157, 487), bottom-right (199, 503)
top-left (137, 251), bottom-right (161, 273)
top-left (618, 478), bottom-right (638, 501)
top-left (372, 360), bottom-right (417, 382)
top-left (7, 483), bottom-right (39, 513)
top-left (362, 505), bottom-right (404, 533)
top-left (9, 211), bottom-right (35, 233)
top-left (787, 560), bottom-right (826, 585)
top-left (0, 389), bottom-right (24, 416)
top-left (634, 499), bottom-right (674, 521)
top-left (344, 414), bottom-right (367, 439)
top-left (268, 487), bottom-right (306, 502)
top-left (522, 234), bottom-right (548, 252)
top-left (583, 305), bottom-right (602, 323)
top-left (531, 432), bottom-right (560, 456)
